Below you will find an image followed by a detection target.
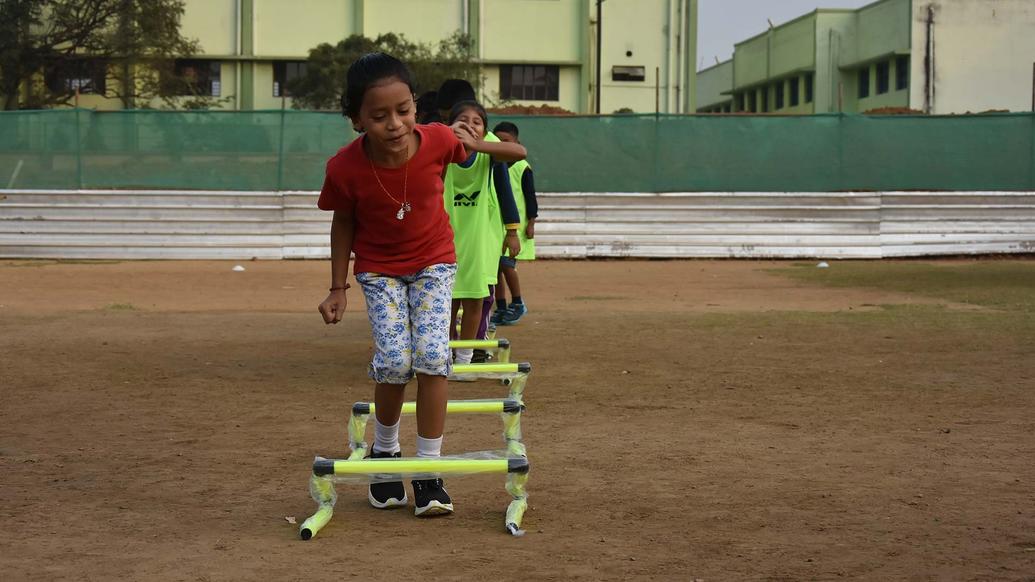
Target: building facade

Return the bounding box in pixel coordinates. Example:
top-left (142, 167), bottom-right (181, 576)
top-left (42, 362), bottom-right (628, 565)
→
top-left (61, 0), bottom-right (696, 114)
top-left (697, 0), bottom-right (1035, 115)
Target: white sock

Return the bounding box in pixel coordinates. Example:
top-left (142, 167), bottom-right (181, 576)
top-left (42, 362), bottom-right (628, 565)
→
top-left (373, 419), bottom-right (401, 454)
top-left (416, 435), bottom-right (443, 458)
top-left (454, 348), bottom-right (473, 365)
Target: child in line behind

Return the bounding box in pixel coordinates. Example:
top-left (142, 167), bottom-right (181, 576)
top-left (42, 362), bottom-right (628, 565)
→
top-left (491, 121), bottom-right (538, 325)
top-left (444, 101), bottom-right (524, 364)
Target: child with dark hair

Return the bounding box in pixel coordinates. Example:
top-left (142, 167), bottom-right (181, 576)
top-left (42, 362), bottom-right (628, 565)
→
top-left (316, 52), bottom-right (501, 517)
top-left (491, 121), bottom-right (538, 325)
top-left (435, 79), bottom-right (476, 122)
top-left (443, 100), bottom-right (525, 364)
top-left (415, 90), bottom-right (440, 124)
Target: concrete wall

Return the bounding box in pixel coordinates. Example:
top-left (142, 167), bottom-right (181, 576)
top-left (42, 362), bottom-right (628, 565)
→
top-left (596, 0), bottom-right (695, 114)
top-left (815, 11), bottom-right (856, 113)
top-left (3, 189), bottom-right (1032, 259)
top-left (363, 0), bottom-right (464, 46)
top-left (910, 0), bottom-right (1035, 114)
top-left (181, 0), bottom-right (238, 56)
top-left (254, 0), bottom-right (355, 56)
top-left (696, 60), bottom-right (732, 111)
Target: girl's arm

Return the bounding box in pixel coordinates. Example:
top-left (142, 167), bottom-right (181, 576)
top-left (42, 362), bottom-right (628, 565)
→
top-left (451, 121), bottom-right (527, 162)
top-left (318, 210), bottom-right (356, 324)
top-left (521, 167), bottom-right (538, 239)
top-left (492, 162), bottom-right (522, 258)
top-left (476, 139), bottom-right (526, 163)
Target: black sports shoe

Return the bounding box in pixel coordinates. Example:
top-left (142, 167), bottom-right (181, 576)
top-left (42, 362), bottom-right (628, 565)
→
top-left (471, 349), bottom-right (489, 364)
top-left (367, 449), bottom-right (407, 509)
top-left (411, 478), bottom-right (454, 517)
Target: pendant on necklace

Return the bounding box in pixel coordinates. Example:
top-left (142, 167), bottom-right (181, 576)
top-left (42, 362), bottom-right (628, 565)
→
top-left (396, 202), bottom-right (411, 220)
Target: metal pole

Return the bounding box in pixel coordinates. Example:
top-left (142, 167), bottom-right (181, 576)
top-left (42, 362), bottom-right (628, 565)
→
top-left (655, 66), bottom-right (660, 116)
top-left (595, 0), bottom-right (602, 114)
top-left (276, 98), bottom-right (287, 192)
top-left (74, 107), bottom-right (83, 188)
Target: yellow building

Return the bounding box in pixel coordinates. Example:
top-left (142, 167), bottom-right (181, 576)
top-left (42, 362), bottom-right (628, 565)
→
top-left (65, 0), bottom-right (696, 114)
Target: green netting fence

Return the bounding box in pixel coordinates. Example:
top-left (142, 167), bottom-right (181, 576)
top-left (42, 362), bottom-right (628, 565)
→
top-left (1, 109), bottom-right (1033, 191)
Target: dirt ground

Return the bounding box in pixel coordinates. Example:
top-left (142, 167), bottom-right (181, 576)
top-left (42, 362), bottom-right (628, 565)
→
top-left (1, 259), bottom-right (1033, 581)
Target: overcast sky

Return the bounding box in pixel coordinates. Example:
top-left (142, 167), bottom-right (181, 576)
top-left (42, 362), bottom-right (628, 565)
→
top-left (697, 0), bottom-right (873, 70)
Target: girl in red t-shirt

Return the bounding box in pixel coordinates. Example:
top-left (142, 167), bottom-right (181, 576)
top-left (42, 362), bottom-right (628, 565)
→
top-left (316, 53), bottom-right (492, 517)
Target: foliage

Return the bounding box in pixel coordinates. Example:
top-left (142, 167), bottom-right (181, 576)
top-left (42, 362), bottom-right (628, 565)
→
top-left (0, 0), bottom-right (215, 110)
top-left (289, 31), bottom-right (481, 112)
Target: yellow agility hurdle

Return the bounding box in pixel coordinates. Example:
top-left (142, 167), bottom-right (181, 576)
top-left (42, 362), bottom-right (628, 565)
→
top-left (302, 392), bottom-right (531, 540)
top-left (448, 338), bottom-right (512, 363)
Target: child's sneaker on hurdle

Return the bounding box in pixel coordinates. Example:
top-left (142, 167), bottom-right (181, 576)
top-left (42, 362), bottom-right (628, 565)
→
top-left (501, 302), bottom-right (527, 325)
top-left (471, 349), bottom-right (490, 364)
top-left (366, 449), bottom-right (408, 509)
top-left (412, 478), bottom-right (454, 517)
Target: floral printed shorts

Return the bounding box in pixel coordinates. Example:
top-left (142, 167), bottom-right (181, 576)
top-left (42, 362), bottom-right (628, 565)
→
top-left (355, 263), bottom-right (456, 384)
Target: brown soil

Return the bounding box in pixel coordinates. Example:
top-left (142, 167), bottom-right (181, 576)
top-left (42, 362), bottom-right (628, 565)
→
top-left (863, 107), bottom-right (926, 115)
top-left (2, 260), bottom-right (1033, 581)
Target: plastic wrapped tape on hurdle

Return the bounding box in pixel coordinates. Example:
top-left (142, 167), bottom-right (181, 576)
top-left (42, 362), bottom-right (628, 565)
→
top-left (347, 399), bottom-right (525, 459)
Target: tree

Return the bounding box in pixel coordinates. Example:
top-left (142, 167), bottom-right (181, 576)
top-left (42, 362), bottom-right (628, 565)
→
top-left (289, 31), bottom-right (481, 112)
top-left (0, 0), bottom-right (207, 110)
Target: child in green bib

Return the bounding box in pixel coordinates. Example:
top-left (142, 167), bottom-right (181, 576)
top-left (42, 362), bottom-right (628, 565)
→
top-left (444, 101), bottom-right (524, 363)
top-left (491, 122), bottom-right (539, 326)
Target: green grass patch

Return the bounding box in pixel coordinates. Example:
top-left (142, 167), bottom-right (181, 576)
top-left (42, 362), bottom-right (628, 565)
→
top-left (105, 303), bottom-right (137, 311)
top-left (773, 260), bottom-right (1035, 313)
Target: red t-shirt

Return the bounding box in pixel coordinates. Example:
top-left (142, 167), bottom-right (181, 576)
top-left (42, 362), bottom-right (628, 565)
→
top-left (318, 123), bottom-right (468, 276)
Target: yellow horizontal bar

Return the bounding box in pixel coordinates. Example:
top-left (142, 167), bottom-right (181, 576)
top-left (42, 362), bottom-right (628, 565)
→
top-left (368, 400), bottom-right (508, 415)
top-left (453, 363), bottom-right (520, 374)
top-left (332, 458), bottom-right (509, 476)
top-left (449, 339), bottom-right (505, 350)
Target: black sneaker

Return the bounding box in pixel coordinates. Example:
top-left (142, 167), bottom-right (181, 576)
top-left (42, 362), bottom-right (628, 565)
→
top-left (411, 478), bottom-right (454, 517)
top-left (471, 349), bottom-right (489, 364)
top-left (367, 449), bottom-right (407, 509)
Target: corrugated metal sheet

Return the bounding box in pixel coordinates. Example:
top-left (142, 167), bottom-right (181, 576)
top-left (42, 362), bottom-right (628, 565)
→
top-left (1, 190), bottom-right (1032, 259)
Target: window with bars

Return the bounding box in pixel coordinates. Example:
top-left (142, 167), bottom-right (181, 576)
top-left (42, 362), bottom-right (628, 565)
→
top-left (789, 77), bottom-right (800, 107)
top-left (895, 55), bottom-right (910, 91)
top-left (775, 81), bottom-right (785, 110)
top-left (876, 61), bottom-right (890, 95)
top-left (500, 65), bottom-right (559, 101)
top-left (45, 60), bottom-right (107, 95)
top-left (274, 61), bottom-right (307, 97)
top-left (173, 60), bottom-right (221, 96)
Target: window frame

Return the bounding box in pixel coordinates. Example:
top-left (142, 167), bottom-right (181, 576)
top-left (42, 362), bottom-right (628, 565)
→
top-left (895, 55), bottom-right (910, 91)
top-left (500, 64), bottom-right (560, 102)
top-left (172, 59), bottom-right (221, 97)
top-left (273, 61), bottom-right (307, 97)
top-left (804, 73), bottom-right (814, 104)
top-left (858, 67), bottom-right (870, 99)
top-left (45, 59), bottom-right (108, 95)
top-left (876, 60), bottom-right (890, 95)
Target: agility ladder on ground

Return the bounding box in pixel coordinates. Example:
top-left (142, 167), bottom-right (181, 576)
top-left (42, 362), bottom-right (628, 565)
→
top-left (301, 338), bottom-right (532, 539)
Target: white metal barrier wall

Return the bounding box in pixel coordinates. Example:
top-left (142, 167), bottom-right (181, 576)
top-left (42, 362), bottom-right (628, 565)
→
top-left (1, 190), bottom-right (1033, 259)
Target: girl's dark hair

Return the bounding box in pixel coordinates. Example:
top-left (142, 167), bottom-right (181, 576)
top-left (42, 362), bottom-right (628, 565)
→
top-left (492, 121), bottom-right (519, 137)
top-left (340, 52), bottom-right (415, 118)
top-left (447, 100), bottom-right (488, 128)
